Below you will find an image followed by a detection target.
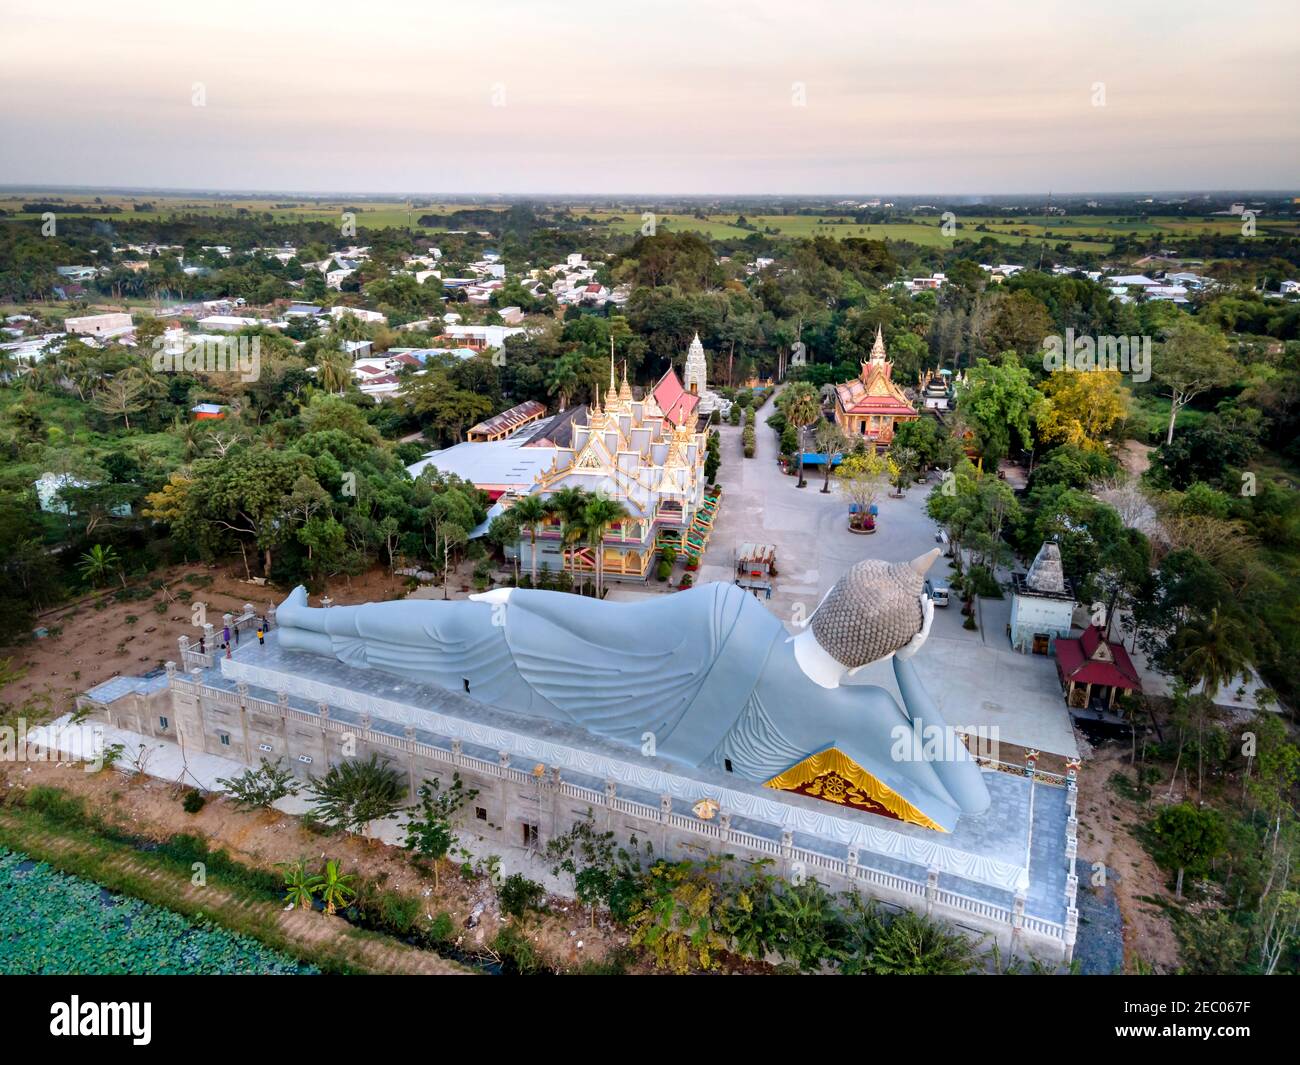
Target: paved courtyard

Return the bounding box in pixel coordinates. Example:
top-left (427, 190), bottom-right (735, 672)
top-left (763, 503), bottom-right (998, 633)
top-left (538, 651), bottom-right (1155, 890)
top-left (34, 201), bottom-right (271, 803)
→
top-left (690, 393), bottom-right (1078, 758)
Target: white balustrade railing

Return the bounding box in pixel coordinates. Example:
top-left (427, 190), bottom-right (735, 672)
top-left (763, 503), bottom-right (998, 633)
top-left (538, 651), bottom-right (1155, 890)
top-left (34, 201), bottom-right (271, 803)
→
top-left (173, 673), bottom-right (1067, 944)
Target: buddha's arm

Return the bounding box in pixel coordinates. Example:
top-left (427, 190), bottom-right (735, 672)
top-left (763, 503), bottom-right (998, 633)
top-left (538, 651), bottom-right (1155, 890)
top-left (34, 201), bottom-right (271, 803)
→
top-left (892, 655), bottom-right (989, 815)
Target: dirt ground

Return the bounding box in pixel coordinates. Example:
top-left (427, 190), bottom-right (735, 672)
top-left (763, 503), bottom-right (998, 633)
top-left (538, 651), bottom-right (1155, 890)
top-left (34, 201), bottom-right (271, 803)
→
top-left (6, 758), bottom-right (635, 973)
top-left (1, 563), bottom-right (414, 723)
top-left (1117, 439), bottom-right (1154, 479)
top-left (1074, 740), bottom-right (1182, 972)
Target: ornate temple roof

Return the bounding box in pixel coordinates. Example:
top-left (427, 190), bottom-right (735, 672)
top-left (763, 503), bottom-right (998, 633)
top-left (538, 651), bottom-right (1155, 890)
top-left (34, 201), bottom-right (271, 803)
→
top-left (1055, 625), bottom-right (1142, 690)
top-left (653, 364), bottom-right (701, 427)
top-left (834, 326), bottom-right (917, 418)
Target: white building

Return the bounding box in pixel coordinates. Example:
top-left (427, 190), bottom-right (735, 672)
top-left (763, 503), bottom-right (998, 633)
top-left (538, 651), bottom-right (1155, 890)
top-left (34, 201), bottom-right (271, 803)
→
top-left (329, 306), bottom-right (387, 326)
top-left (196, 315), bottom-right (261, 332)
top-left (65, 312), bottom-right (133, 338)
top-left (440, 323), bottom-right (524, 350)
top-left (1010, 542), bottom-right (1076, 655)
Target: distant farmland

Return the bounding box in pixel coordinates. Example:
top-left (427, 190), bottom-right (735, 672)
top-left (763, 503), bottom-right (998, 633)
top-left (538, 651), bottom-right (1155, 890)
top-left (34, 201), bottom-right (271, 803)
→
top-left (4, 193), bottom-right (1293, 253)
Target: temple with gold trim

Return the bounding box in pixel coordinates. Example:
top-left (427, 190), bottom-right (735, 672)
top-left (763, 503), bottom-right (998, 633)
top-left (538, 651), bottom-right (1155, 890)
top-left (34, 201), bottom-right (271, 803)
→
top-left (511, 355), bottom-right (712, 581)
top-left (833, 326), bottom-right (920, 447)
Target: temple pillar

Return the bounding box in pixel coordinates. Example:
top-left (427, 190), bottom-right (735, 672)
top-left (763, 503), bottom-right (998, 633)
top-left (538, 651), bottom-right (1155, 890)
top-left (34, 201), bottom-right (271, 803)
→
top-left (404, 726), bottom-right (417, 798)
top-left (925, 866), bottom-right (940, 916)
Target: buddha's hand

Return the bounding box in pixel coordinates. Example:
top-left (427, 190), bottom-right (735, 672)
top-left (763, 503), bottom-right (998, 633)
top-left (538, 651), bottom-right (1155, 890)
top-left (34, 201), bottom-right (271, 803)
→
top-left (895, 594), bottom-right (934, 660)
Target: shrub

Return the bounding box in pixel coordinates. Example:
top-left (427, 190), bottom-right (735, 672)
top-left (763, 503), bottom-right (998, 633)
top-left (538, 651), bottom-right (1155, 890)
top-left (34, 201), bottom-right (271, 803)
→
top-left (657, 560), bottom-right (671, 581)
top-left (181, 789), bottom-right (206, 815)
top-left (216, 757), bottom-right (302, 809)
top-left (427, 911), bottom-right (455, 943)
top-left (23, 786), bottom-right (87, 825)
top-left (497, 872), bottom-right (546, 918)
top-left (375, 889), bottom-right (421, 935)
top-left (492, 922), bottom-right (545, 974)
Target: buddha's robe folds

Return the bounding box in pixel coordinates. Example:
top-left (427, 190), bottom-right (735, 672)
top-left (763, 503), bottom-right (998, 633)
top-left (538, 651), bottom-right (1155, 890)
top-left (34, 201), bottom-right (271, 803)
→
top-left (275, 582), bottom-right (987, 830)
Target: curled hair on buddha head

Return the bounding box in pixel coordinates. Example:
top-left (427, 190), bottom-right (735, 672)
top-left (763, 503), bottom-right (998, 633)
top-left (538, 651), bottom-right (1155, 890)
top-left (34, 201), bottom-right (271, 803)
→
top-left (809, 549), bottom-right (939, 669)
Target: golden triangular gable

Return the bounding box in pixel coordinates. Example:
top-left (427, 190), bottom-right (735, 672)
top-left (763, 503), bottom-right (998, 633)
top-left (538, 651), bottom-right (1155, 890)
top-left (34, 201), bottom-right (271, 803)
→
top-left (764, 747), bottom-right (945, 831)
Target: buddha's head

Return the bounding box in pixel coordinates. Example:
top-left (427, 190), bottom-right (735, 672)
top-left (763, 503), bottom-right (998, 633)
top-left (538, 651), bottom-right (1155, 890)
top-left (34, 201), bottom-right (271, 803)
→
top-left (793, 549), bottom-right (939, 686)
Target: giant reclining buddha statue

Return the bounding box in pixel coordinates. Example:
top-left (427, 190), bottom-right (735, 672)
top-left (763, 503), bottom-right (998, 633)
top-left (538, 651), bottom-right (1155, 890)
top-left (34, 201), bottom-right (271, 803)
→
top-left (275, 547), bottom-right (988, 832)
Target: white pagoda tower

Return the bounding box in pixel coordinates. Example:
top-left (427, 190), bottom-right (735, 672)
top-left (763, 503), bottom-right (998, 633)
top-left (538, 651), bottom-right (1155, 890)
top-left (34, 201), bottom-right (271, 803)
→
top-left (681, 332), bottom-right (728, 417)
top-left (684, 332), bottom-right (707, 396)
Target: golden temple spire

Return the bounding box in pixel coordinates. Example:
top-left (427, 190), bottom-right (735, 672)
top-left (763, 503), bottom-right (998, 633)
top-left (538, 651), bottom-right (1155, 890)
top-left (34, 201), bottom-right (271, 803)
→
top-left (605, 338), bottom-right (619, 408)
top-left (870, 324), bottom-right (887, 364)
top-left (619, 359), bottom-right (632, 402)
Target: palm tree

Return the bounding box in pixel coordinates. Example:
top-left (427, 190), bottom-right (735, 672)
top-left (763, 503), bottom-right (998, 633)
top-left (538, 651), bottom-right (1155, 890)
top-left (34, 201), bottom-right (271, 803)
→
top-left (281, 860), bottom-right (323, 911)
top-left (582, 495), bottom-right (629, 597)
top-left (1174, 607), bottom-right (1253, 700)
top-left (510, 494), bottom-right (552, 586)
top-left (318, 859), bottom-right (357, 916)
top-left (783, 385), bottom-right (822, 489)
top-left (78, 543), bottom-right (124, 588)
top-left (1171, 607), bottom-right (1253, 795)
top-left (547, 355), bottom-right (582, 411)
top-left (548, 486), bottom-right (589, 582)
top-left (316, 350), bottom-right (352, 394)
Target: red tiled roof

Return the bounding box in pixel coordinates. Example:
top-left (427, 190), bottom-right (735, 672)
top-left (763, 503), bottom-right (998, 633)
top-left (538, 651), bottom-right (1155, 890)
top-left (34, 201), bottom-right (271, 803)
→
top-left (652, 366), bottom-right (699, 427)
top-left (1055, 626), bottom-right (1142, 690)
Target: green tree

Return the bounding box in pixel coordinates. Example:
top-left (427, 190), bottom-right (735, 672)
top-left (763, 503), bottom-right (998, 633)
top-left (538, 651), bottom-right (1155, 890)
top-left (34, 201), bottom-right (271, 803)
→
top-left (281, 860), bottom-right (323, 911)
top-left (813, 421), bottom-right (848, 494)
top-left (1150, 802), bottom-right (1228, 899)
top-left (1153, 319), bottom-right (1235, 444)
top-left (781, 383), bottom-right (822, 488)
top-left (582, 495), bottom-right (629, 597)
top-left (546, 816), bottom-right (619, 927)
top-left (402, 772), bottom-right (479, 889)
top-left (955, 356), bottom-right (1041, 468)
top-left (510, 494), bottom-right (552, 587)
top-left (307, 754), bottom-right (405, 837)
top-left (215, 758), bottom-right (302, 809)
top-left (77, 543), bottom-right (123, 588)
top-left (318, 859), bottom-right (357, 916)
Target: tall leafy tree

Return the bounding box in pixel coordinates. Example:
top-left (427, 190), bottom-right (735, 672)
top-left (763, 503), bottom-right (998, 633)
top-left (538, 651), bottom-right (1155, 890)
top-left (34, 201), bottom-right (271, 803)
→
top-left (1153, 319), bottom-right (1235, 444)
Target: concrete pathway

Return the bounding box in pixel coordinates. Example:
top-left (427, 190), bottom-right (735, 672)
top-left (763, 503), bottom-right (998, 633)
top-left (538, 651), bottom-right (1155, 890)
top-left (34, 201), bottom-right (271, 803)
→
top-left (699, 393), bottom-right (1078, 757)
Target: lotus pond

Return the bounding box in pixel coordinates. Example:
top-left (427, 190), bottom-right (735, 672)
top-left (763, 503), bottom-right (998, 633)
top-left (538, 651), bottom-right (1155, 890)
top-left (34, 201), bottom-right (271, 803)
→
top-left (0, 847), bottom-right (316, 974)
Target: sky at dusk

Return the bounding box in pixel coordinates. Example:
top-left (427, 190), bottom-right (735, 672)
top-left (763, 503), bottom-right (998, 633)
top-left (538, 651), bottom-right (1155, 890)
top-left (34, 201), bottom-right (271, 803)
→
top-left (2, 0), bottom-right (1297, 195)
